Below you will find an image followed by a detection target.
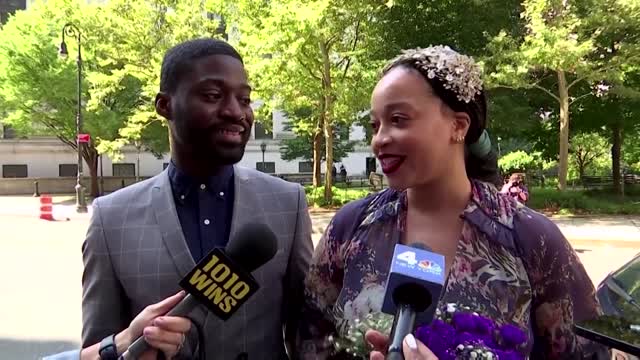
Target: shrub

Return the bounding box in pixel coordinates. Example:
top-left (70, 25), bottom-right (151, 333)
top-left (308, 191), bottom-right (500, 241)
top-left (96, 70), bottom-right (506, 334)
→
top-left (305, 186), bottom-right (370, 207)
top-left (528, 187), bottom-right (640, 215)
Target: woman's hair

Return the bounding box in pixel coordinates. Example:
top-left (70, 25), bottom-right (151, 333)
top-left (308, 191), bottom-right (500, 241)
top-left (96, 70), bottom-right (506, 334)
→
top-left (381, 46), bottom-right (502, 186)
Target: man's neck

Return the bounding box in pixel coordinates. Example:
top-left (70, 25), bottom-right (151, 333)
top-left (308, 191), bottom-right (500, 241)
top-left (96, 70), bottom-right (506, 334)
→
top-left (171, 155), bottom-right (226, 180)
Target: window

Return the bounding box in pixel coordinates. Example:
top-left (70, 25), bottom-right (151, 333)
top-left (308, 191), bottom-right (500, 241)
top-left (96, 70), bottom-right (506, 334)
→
top-left (59, 164), bottom-right (78, 177)
top-left (256, 162), bottom-right (275, 174)
top-left (366, 157), bottom-right (377, 176)
top-left (112, 163), bottom-right (135, 177)
top-left (254, 122), bottom-right (272, 140)
top-left (2, 164), bottom-right (27, 178)
top-left (298, 161), bottom-right (313, 173)
top-left (1, 124), bottom-right (16, 139)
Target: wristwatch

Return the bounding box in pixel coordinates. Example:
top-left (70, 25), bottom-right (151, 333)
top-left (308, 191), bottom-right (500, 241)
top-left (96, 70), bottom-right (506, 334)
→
top-left (99, 334), bottom-right (119, 360)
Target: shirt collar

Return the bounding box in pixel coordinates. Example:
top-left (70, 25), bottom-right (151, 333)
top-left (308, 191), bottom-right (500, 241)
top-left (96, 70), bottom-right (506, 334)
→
top-left (167, 161), bottom-right (234, 203)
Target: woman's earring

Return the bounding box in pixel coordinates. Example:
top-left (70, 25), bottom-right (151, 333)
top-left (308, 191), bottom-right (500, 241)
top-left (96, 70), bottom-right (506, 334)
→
top-left (455, 135), bottom-right (464, 143)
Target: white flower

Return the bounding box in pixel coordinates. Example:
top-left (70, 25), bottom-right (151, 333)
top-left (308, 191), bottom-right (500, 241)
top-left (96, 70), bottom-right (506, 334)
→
top-left (342, 283), bottom-right (385, 323)
top-left (389, 45), bottom-right (484, 103)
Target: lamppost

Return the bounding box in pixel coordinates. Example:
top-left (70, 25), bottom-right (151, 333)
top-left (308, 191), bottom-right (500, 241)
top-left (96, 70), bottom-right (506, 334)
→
top-left (59, 23), bottom-right (87, 213)
top-left (260, 142), bottom-right (267, 172)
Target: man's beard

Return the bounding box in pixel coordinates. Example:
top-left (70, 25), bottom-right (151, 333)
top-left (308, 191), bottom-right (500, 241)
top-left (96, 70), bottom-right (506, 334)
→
top-left (172, 121), bottom-right (249, 166)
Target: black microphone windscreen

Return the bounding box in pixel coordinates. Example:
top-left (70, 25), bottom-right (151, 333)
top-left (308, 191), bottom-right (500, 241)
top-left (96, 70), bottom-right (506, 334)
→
top-left (407, 242), bottom-right (432, 252)
top-left (225, 223), bottom-right (278, 272)
top-left (393, 242), bottom-right (435, 312)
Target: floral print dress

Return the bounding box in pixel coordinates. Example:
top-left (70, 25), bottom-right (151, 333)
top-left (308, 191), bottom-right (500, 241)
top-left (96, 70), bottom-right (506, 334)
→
top-left (296, 180), bottom-right (609, 359)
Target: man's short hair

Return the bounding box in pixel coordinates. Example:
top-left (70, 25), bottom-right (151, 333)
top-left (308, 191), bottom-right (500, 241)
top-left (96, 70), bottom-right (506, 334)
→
top-left (160, 38), bottom-right (243, 93)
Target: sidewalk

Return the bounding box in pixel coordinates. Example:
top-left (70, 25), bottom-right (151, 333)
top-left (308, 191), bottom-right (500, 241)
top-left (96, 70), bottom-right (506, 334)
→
top-left (551, 215), bottom-right (640, 248)
top-left (309, 209), bottom-right (640, 248)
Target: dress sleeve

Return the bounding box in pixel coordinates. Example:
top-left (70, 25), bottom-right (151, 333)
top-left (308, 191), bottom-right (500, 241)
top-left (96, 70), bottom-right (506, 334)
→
top-left (517, 210), bottom-right (610, 359)
top-left (295, 198), bottom-right (370, 360)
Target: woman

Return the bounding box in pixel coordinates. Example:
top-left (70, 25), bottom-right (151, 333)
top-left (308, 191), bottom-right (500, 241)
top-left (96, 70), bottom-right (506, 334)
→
top-left (43, 291), bottom-right (191, 360)
top-left (296, 46), bottom-right (607, 359)
top-left (501, 173), bottom-right (529, 204)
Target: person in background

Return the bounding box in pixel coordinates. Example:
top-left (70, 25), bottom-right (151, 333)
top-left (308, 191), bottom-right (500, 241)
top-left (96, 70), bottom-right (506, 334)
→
top-left (501, 173), bottom-right (529, 204)
top-left (296, 45), bottom-right (608, 360)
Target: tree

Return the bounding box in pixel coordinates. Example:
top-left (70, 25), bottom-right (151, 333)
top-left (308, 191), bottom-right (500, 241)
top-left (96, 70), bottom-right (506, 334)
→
top-left (88, 0), bottom-right (228, 160)
top-left (279, 120), bottom-right (358, 165)
top-left (229, 0), bottom-right (378, 203)
top-left (570, 132), bottom-right (608, 178)
top-left (484, 0), bottom-right (640, 190)
top-left (0, 0), bottom-right (128, 197)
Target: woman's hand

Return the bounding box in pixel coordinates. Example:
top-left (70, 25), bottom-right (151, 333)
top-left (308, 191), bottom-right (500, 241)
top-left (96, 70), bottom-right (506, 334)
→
top-left (119, 290), bottom-right (192, 360)
top-left (366, 330), bottom-right (438, 360)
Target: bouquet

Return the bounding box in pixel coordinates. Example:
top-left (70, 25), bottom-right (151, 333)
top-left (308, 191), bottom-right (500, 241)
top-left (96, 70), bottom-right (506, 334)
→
top-left (331, 303), bottom-right (528, 360)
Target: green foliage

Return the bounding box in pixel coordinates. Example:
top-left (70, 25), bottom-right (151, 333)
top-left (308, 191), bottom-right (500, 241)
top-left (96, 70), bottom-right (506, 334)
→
top-left (569, 132), bottom-right (610, 178)
top-left (528, 187), bottom-right (640, 215)
top-left (499, 150), bottom-right (551, 174)
top-left (228, 0), bottom-right (380, 202)
top-left (0, 0), bottom-right (123, 147)
top-left (88, 0), bottom-right (228, 158)
top-left (280, 118), bottom-right (358, 162)
top-left (305, 186), bottom-right (369, 207)
top-left (484, 0), bottom-right (640, 189)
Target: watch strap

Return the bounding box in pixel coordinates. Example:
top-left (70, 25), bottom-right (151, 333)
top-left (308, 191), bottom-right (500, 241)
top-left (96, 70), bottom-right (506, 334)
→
top-left (99, 334), bottom-right (119, 360)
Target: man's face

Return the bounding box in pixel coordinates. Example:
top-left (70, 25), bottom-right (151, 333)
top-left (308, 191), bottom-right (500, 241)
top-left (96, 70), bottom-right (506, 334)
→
top-left (160, 54), bottom-right (254, 167)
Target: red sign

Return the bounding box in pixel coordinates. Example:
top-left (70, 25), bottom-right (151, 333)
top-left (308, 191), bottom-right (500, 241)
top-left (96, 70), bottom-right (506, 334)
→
top-left (77, 134), bottom-right (90, 143)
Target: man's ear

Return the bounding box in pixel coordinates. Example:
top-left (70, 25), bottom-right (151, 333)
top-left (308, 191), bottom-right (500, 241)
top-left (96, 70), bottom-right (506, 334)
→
top-left (155, 92), bottom-right (172, 121)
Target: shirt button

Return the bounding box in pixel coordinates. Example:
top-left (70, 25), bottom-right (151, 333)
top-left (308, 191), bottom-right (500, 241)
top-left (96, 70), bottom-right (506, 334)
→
top-left (204, 219), bottom-right (211, 225)
top-left (180, 195), bottom-right (185, 200)
top-left (200, 184), bottom-right (206, 190)
top-left (219, 191), bottom-right (224, 196)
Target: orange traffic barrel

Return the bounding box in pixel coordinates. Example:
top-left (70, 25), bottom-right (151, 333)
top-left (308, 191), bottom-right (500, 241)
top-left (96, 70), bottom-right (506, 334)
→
top-left (39, 194), bottom-right (54, 221)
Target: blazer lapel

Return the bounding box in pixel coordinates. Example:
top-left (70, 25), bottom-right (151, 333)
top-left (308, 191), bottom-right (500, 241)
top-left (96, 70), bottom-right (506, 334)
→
top-left (228, 166), bottom-right (266, 247)
top-left (151, 170), bottom-right (195, 277)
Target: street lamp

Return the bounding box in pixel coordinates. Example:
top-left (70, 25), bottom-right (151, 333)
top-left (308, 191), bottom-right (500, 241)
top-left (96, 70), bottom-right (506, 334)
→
top-left (59, 23), bottom-right (87, 213)
top-left (260, 142), bottom-right (267, 172)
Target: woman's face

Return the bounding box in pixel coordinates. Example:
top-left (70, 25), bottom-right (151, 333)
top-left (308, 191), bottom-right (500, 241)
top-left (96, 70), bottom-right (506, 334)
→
top-left (370, 66), bottom-right (469, 190)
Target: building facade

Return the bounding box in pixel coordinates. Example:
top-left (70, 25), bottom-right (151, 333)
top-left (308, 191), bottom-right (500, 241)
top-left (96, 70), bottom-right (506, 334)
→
top-left (0, 109), bottom-right (377, 179)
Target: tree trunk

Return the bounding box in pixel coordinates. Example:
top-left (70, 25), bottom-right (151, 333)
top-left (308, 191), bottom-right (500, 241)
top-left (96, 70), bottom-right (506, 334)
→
top-left (320, 40), bottom-right (334, 204)
top-left (313, 115), bottom-right (324, 187)
top-left (557, 69), bottom-right (570, 191)
top-left (612, 122), bottom-right (622, 194)
top-left (82, 145), bottom-right (100, 198)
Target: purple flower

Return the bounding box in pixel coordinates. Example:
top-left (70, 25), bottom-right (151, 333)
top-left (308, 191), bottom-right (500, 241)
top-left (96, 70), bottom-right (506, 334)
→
top-left (499, 324), bottom-right (528, 348)
top-left (481, 334), bottom-right (498, 350)
top-left (494, 349), bottom-right (524, 360)
top-left (416, 320), bottom-right (455, 358)
top-left (454, 331), bottom-right (476, 346)
top-left (452, 312), bottom-right (476, 333)
top-left (473, 315), bottom-right (496, 336)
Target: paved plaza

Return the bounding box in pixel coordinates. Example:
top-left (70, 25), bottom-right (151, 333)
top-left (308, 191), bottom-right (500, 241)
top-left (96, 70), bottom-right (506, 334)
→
top-left (0, 196), bottom-right (638, 359)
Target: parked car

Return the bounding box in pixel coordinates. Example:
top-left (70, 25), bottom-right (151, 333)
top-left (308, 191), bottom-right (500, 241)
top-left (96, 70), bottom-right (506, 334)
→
top-left (584, 251), bottom-right (640, 359)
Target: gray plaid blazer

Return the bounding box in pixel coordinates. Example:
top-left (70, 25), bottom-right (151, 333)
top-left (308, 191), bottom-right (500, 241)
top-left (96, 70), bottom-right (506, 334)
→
top-left (81, 166), bottom-right (313, 359)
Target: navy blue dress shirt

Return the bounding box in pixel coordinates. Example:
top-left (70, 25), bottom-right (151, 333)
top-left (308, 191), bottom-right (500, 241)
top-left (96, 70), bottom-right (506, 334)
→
top-left (167, 161), bottom-right (235, 263)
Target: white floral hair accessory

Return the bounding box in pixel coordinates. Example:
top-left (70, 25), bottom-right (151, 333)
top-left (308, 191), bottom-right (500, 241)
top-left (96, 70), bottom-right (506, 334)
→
top-left (385, 45), bottom-right (484, 103)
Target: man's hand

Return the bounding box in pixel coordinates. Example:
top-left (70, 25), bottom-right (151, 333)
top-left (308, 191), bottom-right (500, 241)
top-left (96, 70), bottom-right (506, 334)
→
top-left (365, 330), bottom-right (438, 360)
top-left (117, 291), bottom-right (192, 360)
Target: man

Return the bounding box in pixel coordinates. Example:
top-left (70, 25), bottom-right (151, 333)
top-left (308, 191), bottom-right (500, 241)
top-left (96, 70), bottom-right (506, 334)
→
top-left (81, 38), bottom-right (313, 359)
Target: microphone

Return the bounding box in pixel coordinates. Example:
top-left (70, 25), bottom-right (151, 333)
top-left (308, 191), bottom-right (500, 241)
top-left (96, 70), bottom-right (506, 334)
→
top-left (381, 243), bottom-right (445, 360)
top-left (122, 223), bottom-right (278, 359)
